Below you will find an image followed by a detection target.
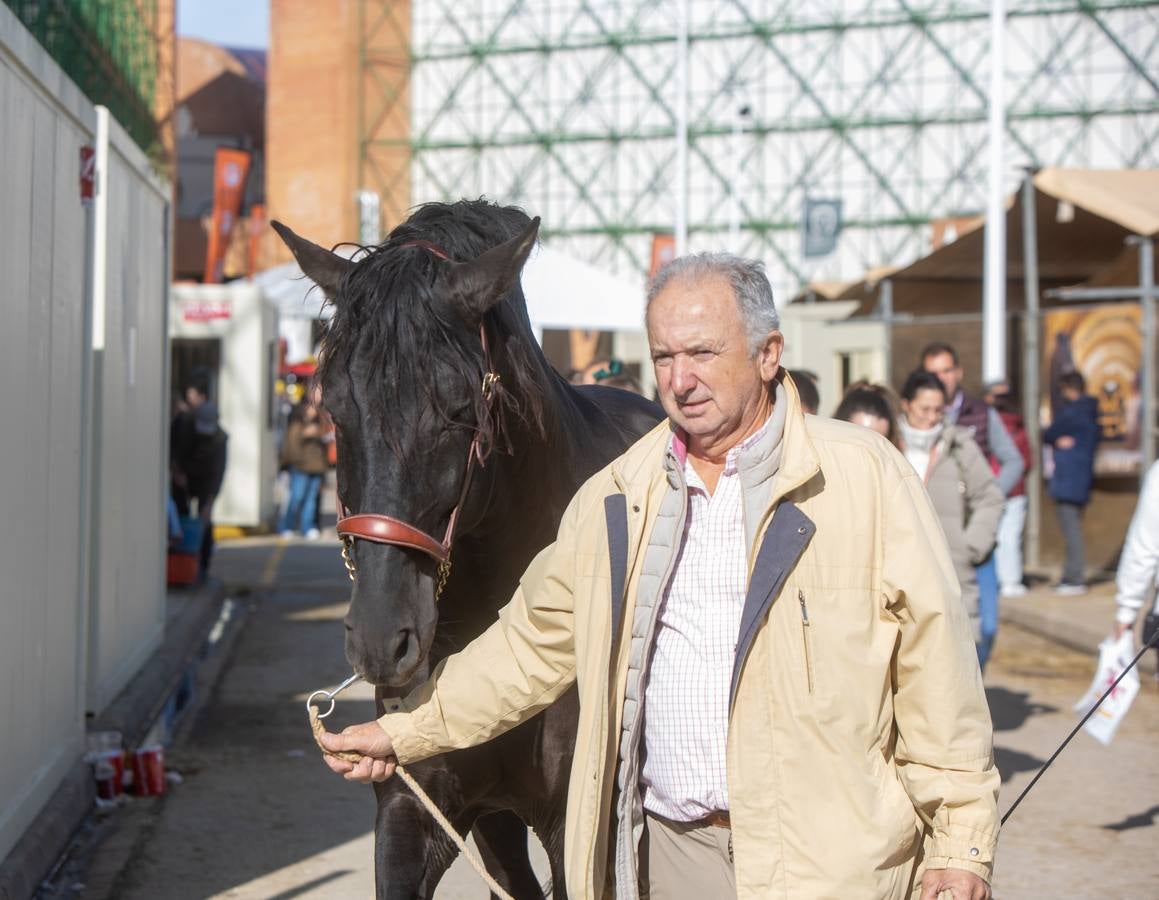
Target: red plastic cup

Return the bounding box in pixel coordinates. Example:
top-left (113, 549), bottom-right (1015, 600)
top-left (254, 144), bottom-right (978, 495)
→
top-left (131, 745), bottom-right (166, 796)
top-left (93, 752), bottom-right (124, 800)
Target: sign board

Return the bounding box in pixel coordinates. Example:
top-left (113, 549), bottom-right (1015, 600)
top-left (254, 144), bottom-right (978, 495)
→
top-left (181, 297), bottom-right (233, 323)
top-left (80, 145), bottom-right (95, 205)
top-left (802, 198), bottom-right (842, 258)
top-left (1042, 303), bottom-right (1143, 476)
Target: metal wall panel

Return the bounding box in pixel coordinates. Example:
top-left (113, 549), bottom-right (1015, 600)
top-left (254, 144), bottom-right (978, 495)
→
top-left (0, 4), bottom-right (95, 864)
top-left (86, 109), bottom-right (170, 714)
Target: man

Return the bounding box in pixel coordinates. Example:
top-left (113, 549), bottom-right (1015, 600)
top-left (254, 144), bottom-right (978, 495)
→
top-left (170, 368), bottom-right (228, 580)
top-left (1043, 371), bottom-right (1100, 594)
top-left (324, 256), bottom-right (999, 899)
top-left (921, 344), bottom-right (1025, 669)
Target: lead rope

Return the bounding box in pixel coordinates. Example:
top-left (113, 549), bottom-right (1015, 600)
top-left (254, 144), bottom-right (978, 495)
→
top-left (310, 707), bottom-right (516, 900)
top-left (1001, 628), bottom-right (1159, 826)
top-left (392, 765), bottom-right (515, 900)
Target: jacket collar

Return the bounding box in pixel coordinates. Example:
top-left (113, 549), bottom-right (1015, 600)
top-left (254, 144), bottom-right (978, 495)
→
top-left (610, 371), bottom-right (821, 511)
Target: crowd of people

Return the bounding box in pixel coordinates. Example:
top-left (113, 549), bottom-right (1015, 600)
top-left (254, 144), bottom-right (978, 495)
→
top-left (822, 343), bottom-right (1159, 674)
top-left (292, 250), bottom-right (1159, 899)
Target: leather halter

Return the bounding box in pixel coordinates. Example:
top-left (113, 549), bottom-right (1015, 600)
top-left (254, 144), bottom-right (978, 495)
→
top-left (334, 239), bottom-right (500, 597)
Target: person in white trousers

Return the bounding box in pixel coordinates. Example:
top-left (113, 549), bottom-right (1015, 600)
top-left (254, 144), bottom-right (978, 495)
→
top-left (984, 381), bottom-right (1033, 598)
top-left (1112, 461), bottom-right (1159, 671)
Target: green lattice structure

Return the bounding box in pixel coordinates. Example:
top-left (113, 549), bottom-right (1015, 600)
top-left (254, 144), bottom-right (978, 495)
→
top-left (358, 1), bottom-right (1159, 297)
top-left (5, 0), bottom-right (160, 152)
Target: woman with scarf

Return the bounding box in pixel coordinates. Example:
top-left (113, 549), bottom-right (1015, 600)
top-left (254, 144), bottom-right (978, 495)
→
top-left (898, 369), bottom-right (1005, 668)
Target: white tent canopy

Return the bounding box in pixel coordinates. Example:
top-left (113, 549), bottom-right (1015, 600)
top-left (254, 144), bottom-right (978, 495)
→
top-left (250, 241), bottom-right (646, 333)
top-left (520, 242), bottom-right (646, 332)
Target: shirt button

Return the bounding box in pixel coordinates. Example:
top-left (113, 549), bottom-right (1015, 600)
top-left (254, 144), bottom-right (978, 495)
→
top-left (969, 847), bottom-right (979, 857)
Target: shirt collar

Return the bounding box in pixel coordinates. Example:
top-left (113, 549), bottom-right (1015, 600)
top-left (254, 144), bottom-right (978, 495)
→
top-left (670, 407), bottom-right (777, 490)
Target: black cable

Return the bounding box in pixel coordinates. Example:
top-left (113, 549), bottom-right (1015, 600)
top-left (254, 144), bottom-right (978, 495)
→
top-left (1001, 628), bottom-right (1159, 827)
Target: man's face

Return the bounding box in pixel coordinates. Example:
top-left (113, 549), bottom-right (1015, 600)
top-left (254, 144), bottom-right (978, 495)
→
top-left (185, 386), bottom-right (207, 407)
top-left (647, 275), bottom-right (782, 450)
top-left (922, 351), bottom-right (962, 401)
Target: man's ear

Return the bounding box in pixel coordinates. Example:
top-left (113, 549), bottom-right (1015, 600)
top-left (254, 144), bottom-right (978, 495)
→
top-left (441, 217), bottom-right (540, 324)
top-left (271, 220), bottom-right (354, 301)
top-left (758, 330), bottom-right (784, 383)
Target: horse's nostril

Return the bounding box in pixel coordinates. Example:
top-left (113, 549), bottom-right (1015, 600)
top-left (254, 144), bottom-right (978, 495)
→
top-left (391, 629), bottom-right (414, 666)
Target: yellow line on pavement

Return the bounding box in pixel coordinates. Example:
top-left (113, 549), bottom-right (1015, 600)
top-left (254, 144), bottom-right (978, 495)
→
top-left (261, 542), bottom-right (286, 587)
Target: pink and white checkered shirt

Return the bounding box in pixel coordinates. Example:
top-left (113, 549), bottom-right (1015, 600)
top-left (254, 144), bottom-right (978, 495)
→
top-left (641, 422), bottom-right (769, 822)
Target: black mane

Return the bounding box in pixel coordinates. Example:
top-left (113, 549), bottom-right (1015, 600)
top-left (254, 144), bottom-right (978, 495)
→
top-left (319, 199), bottom-right (550, 460)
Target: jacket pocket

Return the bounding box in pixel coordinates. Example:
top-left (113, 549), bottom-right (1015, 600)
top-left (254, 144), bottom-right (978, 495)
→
top-left (798, 589), bottom-right (815, 694)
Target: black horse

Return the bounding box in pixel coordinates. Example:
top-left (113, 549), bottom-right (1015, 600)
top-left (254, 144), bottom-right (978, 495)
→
top-left (274, 201), bottom-right (662, 899)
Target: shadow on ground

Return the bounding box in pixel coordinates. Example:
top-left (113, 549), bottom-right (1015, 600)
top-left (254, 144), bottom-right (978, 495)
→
top-left (1101, 804), bottom-right (1159, 833)
top-left (986, 686), bottom-right (1058, 732)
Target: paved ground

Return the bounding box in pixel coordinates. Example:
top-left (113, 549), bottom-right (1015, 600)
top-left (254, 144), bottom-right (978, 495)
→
top-left (986, 626), bottom-right (1159, 898)
top-left (61, 535), bottom-right (1157, 899)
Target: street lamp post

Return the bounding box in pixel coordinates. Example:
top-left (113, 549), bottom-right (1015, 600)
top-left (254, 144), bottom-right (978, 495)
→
top-left (983, 0), bottom-right (1008, 383)
top-left (675, 0), bottom-right (689, 256)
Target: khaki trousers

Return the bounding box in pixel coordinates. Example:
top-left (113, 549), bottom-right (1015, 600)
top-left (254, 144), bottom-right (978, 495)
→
top-left (642, 813), bottom-right (735, 899)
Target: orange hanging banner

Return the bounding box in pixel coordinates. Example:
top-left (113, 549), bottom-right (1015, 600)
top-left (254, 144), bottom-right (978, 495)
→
top-left (650, 233), bottom-right (676, 277)
top-left (203, 147), bottom-right (252, 283)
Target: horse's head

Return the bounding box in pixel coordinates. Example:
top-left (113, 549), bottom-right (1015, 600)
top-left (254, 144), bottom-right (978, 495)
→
top-left (273, 212), bottom-right (539, 687)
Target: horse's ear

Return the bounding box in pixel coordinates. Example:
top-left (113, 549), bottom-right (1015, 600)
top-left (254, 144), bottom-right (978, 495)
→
top-left (271, 220), bottom-right (354, 301)
top-left (444, 217), bottom-right (540, 323)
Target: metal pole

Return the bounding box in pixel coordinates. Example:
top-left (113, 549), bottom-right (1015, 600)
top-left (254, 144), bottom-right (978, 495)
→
top-left (728, 103), bottom-right (749, 252)
top-left (1136, 236), bottom-right (1156, 471)
top-left (880, 278), bottom-right (894, 387)
top-left (674, 0), bottom-right (689, 256)
top-left (982, 0), bottom-right (1007, 383)
top-left (728, 107), bottom-right (741, 252)
top-left (1020, 171), bottom-right (1042, 570)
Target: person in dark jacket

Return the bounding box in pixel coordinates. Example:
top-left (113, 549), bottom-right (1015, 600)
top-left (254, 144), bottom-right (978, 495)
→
top-left (170, 368), bottom-right (229, 580)
top-left (1043, 370), bottom-right (1100, 594)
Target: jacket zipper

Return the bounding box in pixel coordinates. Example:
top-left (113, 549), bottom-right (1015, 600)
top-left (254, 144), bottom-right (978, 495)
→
top-left (798, 589), bottom-right (815, 694)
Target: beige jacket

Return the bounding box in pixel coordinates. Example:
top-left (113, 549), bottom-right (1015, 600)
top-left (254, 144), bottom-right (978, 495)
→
top-left (918, 424), bottom-right (1006, 637)
top-left (380, 378), bottom-right (1000, 898)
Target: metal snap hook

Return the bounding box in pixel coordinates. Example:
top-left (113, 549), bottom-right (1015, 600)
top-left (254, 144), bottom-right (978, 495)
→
top-left (306, 672), bottom-right (363, 720)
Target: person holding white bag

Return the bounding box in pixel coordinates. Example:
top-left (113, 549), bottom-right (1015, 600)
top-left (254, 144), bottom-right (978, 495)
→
top-left (1112, 460), bottom-right (1159, 654)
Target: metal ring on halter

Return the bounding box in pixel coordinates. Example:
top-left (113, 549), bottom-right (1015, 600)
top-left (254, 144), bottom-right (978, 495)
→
top-left (305, 672), bottom-right (363, 719)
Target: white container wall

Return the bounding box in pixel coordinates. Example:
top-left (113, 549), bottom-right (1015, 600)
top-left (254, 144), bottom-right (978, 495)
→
top-left (0, 5), bottom-right (96, 863)
top-left (85, 107), bottom-right (170, 713)
top-left (0, 5), bottom-right (171, 864)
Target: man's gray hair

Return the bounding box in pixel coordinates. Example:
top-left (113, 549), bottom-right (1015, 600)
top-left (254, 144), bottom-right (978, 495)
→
top-left (646, 253), bottom-right (779, 353)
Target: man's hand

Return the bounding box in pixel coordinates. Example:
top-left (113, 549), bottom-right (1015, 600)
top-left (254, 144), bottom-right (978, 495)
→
top-left (320, 721), bottom-right (398, 783)
top-left (919, 868), bottom-right (991, 900)
top-left (1055, 435), bottom-right (1076, 450)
